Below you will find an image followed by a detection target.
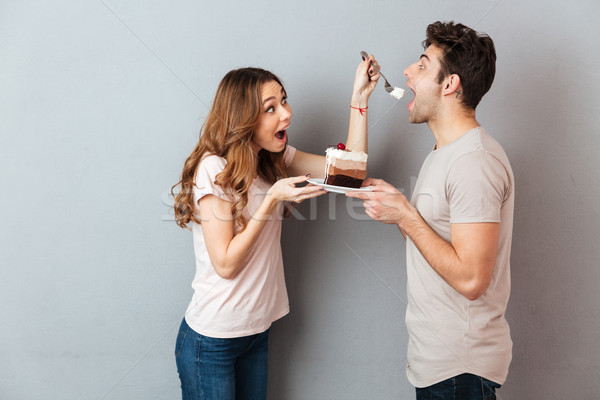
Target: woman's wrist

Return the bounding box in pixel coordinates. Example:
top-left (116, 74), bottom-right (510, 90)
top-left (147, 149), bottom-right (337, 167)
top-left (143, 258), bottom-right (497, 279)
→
top-left (250, 197), bottom-right (277, 224)
top-left (262, 191), bottom-right (279, 214)
top-left (351, 93), bottom-right (369, 108)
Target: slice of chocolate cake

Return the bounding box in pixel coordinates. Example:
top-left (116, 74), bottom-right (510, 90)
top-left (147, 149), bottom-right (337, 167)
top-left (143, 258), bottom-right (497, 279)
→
top-left (324, 146), bottom-right (368, 188)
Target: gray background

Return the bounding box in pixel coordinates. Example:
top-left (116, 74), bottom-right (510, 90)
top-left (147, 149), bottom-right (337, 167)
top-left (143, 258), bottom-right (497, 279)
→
top-left (2, 0), bottom-right (599, 399)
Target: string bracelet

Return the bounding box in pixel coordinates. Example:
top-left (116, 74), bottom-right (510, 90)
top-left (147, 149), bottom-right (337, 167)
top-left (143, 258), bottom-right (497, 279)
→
top-left (350, 105), bottom-right (368, 116)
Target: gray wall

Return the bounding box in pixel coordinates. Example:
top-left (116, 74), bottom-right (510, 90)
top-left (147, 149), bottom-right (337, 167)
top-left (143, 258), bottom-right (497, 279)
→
top-left (2, 0), bottom-right (599, 399)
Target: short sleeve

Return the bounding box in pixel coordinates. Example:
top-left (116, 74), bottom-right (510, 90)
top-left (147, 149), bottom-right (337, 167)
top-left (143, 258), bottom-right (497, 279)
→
top-left (193, 155), bottom-right (232, 204)
top-left (284, 145), bottom-right (296, 167)
top-left (446, 151), bottom-right (509, 224)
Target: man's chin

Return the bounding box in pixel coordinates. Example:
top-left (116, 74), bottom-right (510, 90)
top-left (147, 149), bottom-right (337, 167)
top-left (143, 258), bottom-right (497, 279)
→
top-left (408, 115), bottom-right (426, 125)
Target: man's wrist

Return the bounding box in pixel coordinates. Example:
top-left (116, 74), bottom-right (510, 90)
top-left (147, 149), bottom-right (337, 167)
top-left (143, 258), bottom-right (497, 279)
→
top-left (397, 206), bottom-right (419, 234)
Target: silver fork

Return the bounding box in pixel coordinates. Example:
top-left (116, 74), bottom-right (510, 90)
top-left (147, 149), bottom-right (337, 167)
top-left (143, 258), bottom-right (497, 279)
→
top-left (360, 51), bottom-right (394, 94)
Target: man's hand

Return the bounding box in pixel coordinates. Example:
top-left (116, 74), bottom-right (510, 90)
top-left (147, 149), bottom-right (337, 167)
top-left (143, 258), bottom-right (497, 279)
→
top-left (347, 178), bottom-right (500, 300)
top-left (346, 178), bottom-right (413, 226)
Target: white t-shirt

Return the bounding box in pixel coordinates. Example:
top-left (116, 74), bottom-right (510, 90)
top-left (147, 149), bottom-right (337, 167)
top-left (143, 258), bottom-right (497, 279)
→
top-left (406, 127), bottom-right (514, 387)
top-left (184, 146), bottom-right (297, 338)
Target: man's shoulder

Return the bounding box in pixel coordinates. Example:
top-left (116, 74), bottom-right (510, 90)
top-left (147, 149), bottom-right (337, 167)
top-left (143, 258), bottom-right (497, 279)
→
top-left (446, 128), bottom-right (514, 198)
top-left (475, 127), bottom-right (506, 151)
top-left (451, 127), bottom-right (510, 166)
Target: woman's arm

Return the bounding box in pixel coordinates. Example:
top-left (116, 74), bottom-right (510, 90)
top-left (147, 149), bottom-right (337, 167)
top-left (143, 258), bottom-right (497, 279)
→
top-left (287, 55), bottom-right (380, 177)
top-left (346, 54), bottom-right (380, 153)
top-left (286, 151), bottom-right (327, 178)
top-left (199, 175), bottom-right (325, 280)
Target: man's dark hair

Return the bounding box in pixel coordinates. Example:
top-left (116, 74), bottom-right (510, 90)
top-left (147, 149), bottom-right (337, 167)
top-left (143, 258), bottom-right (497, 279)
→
top-left (423, 21), bottom-right (496, 109)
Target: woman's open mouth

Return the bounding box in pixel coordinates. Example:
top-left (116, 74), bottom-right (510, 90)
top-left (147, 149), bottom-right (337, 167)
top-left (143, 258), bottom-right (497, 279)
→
top-left (274, 129), bottom-right (287, 142)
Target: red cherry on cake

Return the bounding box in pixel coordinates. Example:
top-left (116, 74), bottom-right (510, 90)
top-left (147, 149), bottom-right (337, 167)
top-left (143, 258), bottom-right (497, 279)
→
top-left (337, 143), bottom-right (346, 150)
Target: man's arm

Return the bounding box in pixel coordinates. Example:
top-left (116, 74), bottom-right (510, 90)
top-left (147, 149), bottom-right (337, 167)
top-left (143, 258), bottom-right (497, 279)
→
top-left (347, 178), bottom-right (499, 300)
top-left (401, 210), bottom-right (499, 300)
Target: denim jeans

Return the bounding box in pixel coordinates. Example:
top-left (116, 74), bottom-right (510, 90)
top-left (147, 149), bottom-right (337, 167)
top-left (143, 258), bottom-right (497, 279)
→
top-left (416, 373), bottom-right (501, 400)
top-left (175, 318), bottom-right (270, 400)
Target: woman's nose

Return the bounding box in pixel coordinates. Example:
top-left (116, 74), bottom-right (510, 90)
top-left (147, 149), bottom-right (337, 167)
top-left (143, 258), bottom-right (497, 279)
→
top-left (280, 107), bottom-right (291, 121)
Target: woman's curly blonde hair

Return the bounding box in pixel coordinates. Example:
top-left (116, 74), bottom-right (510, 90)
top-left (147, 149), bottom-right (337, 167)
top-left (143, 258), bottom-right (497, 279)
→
top-left (172, 68), bottom-right (289, 231)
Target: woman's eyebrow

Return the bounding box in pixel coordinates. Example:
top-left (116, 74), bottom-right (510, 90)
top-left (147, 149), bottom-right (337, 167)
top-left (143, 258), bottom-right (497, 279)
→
top-left (262, 89), bottom-right (286, 105)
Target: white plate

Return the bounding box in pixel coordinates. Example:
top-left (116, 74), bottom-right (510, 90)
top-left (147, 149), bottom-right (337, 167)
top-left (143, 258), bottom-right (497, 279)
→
top-left (306, 178), bottom-right (372, 194)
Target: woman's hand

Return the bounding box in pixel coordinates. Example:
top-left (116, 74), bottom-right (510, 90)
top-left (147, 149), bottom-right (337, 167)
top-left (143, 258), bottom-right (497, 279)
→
top-left (267, 175), bottom-right (326, 204)
top-left (352, 54), bottom-right (381, 105)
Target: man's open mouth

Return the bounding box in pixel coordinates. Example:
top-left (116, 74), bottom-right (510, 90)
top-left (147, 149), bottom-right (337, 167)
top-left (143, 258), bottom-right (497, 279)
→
top-left (407, 89), bottom-right (416, 111)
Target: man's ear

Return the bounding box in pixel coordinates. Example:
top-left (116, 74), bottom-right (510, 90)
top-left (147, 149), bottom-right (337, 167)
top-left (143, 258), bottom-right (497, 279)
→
top-left (442, 73), bottom-right (461, 97)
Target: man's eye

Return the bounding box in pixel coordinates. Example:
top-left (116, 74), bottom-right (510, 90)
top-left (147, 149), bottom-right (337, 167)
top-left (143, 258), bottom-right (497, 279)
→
top-left (419, 64), bottom-right (424, 70)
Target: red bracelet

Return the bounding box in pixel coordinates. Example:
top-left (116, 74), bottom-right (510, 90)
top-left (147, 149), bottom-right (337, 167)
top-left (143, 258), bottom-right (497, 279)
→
top-left (350, 105), bottom-right (368, 116)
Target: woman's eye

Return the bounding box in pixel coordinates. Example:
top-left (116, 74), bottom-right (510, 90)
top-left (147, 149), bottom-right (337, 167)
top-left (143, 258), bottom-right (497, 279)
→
top-left (282, 97), bottom-right (287, 105)
top-left (418, 64), bottom-right (424, 70)
top-left (266, 106), bottom-right (274, 113)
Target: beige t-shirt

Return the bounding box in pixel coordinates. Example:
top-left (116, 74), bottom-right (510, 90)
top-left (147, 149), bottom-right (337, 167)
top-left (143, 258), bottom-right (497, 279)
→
top-left (406, 127), bottom-right (513, 387)
top-left (184, 146), bottom-right (296, 338)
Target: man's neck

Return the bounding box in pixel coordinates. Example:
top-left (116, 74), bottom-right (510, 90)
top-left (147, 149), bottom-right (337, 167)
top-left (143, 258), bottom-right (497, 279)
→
top-left (427, 108), bottom-right (479, 149)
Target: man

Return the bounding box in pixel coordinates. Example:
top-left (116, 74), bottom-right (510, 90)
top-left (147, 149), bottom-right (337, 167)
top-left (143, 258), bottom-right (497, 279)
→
top-left (347, 21), bottom-right (513, 399)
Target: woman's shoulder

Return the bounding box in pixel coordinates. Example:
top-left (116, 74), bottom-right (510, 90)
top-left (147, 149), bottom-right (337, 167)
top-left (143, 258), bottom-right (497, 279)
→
top-left (198, 153), bottom-right (227, 173)
top-left (194, 153), bottom-right (231, 201)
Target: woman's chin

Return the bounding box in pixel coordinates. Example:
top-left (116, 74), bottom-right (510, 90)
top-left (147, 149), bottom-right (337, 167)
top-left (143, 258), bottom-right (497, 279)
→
top-left (252, 138), bottom-right (287, 154)
top-left (271, 142), bottom-right (287, 153)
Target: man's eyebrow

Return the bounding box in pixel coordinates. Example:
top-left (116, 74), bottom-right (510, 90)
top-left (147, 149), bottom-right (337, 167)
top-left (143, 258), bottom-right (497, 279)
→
top-left (420, 54), bottom-right (430, 62)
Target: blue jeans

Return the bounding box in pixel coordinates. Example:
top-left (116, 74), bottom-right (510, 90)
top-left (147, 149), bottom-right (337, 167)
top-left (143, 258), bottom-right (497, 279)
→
top-left (416, 373), bottom-right (501, 400)
top-left (175, 318), bottom-right (269, 400)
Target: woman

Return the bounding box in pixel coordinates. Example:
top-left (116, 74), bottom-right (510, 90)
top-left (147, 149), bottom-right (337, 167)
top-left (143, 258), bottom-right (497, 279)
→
top-left (172, 56), bottom-right (380, 400)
